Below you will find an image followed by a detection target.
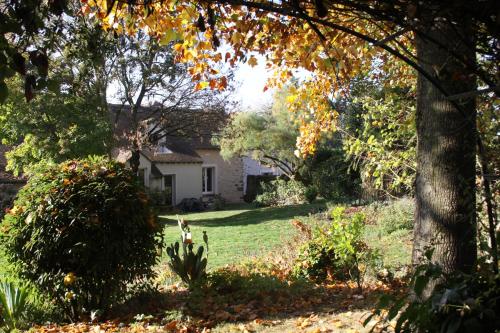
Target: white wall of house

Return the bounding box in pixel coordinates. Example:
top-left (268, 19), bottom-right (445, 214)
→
top-left (196, 149), bottom-right (244, 203)
top-left (154, 163), bottom-right (202, 205)
top-left (138, 154), bottom-right (151, 187)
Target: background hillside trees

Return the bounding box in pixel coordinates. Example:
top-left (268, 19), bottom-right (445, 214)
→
top-left (217, 92), bottom-right (301, 180)
top-left (0, 0), bottom-right (231, 174)
top-left (217, 88), bottom-right (359, 200)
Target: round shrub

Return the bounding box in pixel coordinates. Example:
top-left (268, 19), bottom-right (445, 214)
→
top-left (293, 240), bottom-right (338, 282)
top-left (254, 179), bottom-right (307, 207)
top-left (293, 207), bottom-right (381, 289)
top-left (0, 157), bottom-right (163, 319)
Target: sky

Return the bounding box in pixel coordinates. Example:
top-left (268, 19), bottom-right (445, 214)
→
top-left (231, 61), bottom-right (275, 111)
top-left (106, 52), bottom-right (276, 111)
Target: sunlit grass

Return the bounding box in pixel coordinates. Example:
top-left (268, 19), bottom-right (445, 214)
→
top-left (159, 201), bottom-right (327, 269)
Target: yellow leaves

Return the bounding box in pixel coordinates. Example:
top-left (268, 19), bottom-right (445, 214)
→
top-left (183, 48), bottom-right (198, 61)
top-left (64, 291), bottom-right (75, 301)
top-left (296, 317), bottom-right (312, 329)
top-left (9, 205), bottom-right (24, 216)
top-left (331, 318), bottom-right (344, 328)
top-left (83, 0), bottom-right (411, 160)
top-left (195, 81), bottom-right (209, 90)
top-left (231, 31), bottom-right (244, 44)
top-left (159, 29), bottom-right (180, 45)
top-left (197, 41), bottom-right (212, 51)
top-left (247, 56), bottom-right (258, 67)
top-left (237, 323), bottom-right (255, 333)
top-left (286, 94), bottom-right (298, 104)
top-left (63, 272), bottom-right (76, 286)
top-left (173, 43), bottom-right (184, 53)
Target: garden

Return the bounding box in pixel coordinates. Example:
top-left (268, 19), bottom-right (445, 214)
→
top-left (0, 156), bottom-right (498, 332)
top-left (0, 157), bottom-right (416, 332)
top-left (0, 0), bottom-right (499, 332)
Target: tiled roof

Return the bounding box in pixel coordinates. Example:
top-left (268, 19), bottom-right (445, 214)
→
top-left (109, 104), bottom-right (227, 163)
top-left (141, 137), bottom-right (203, 163)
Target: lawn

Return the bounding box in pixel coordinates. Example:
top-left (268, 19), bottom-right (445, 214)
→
top-left (159, 201), bottom-right (327, 269)
top-left (364, 226), bottom-right (413, 269)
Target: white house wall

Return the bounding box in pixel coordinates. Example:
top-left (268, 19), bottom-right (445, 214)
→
top-left (138, 154), bottom-right (151, 187)
top-left (154, 163), bottom-right (202, 205)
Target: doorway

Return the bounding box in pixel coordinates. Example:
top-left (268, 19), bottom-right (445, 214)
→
top-left (163, 175), bottom-right (175, 206)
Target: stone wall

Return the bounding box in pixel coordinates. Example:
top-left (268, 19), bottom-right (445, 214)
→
top-left (196, 149), bottom-right (244, 203)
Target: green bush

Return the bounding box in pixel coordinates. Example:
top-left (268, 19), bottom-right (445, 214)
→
top-left (0, 157), bottom-right (163, 320)
top-left (374, 197), bottom-right (414, 234)
top-left (293, 206), bottom-right (381, 290)
top-left (304, 186), bottom-right (318, 203)
top-left (0, 281), bottom-right (29, 331)
top-left (165, 218), bottom-right (208, 290)
top-left (293, 239), bottom-right (337, 283)
top-left (254, 179), bottom-right (306, 207)
top-left (212, 195), bottom-right (226, 211)
top-left (306, 148), bottom-right (361, 201)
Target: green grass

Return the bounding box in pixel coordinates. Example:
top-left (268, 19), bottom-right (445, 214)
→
top-left (159, 201), bottom-right (326, 269)
top-left (364, 225), bottom-right (412, 269)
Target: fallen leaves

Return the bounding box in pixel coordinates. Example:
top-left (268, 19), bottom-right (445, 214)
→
top-left (30, 265), bottom-right (403, 333)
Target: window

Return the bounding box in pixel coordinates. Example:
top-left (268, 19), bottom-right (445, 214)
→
top-left (202, 167), bottom-right (215, 194)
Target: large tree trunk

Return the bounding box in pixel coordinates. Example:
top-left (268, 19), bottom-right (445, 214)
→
top-left (412, 11), bottom-right (477, 289)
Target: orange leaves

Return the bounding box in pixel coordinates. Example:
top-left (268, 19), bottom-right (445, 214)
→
top-left (194, 77), bottom-right (227, 91)
top-left (164, 320), bottom-right (178, 330)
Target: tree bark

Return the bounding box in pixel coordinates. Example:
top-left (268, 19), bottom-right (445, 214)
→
top-left (412, 11), bottom-right (477, 290)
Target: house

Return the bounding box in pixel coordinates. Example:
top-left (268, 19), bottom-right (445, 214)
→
top-left (110, 104), bottom-right (257, 205)
top-left (0, 105), bottom-right (282, 209)
top-left (132, 135), bottom-right (246, 205)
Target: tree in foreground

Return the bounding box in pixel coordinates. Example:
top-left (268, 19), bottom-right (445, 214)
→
top-left (0, 157), bottom-right (163, 320)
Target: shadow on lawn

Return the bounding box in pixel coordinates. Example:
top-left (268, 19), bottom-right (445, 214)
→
top-left (109, 271), bottom-right (387, 327)
top-left (157, 201), bottom-right (327, 228)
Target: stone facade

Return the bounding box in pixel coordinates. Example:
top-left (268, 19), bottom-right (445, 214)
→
top-left (195, 149), bottom-right (244, 203)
